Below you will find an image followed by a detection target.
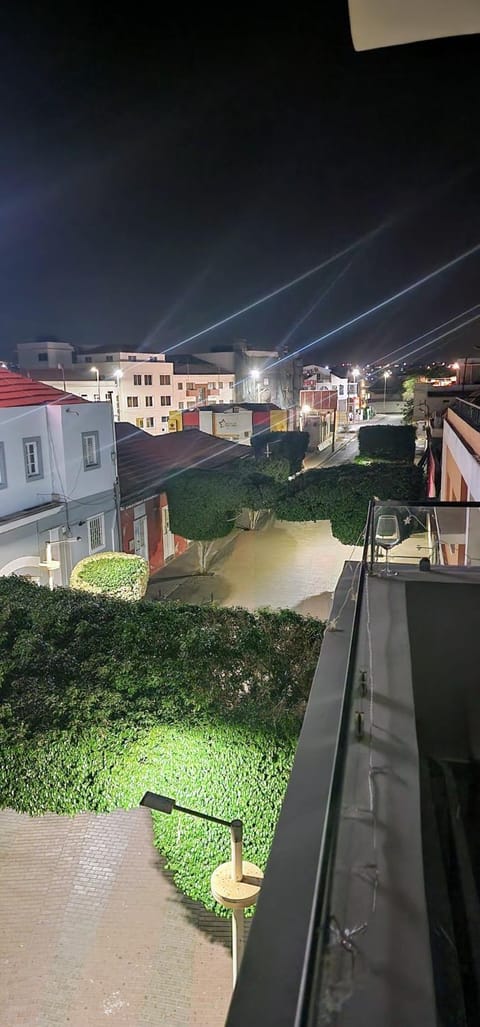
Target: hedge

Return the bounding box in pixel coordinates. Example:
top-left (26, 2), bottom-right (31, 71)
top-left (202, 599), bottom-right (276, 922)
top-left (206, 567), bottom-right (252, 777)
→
top-left (358, 424), bottom-right (416, 462)
top-left (70, 552), bottom-right (149, 601)
top-left (274, 463), bottom-right (424, 545)
top-left (250, 431), bottom-right (309, 474)
top-left (0, 578), bottom-right (323, 913)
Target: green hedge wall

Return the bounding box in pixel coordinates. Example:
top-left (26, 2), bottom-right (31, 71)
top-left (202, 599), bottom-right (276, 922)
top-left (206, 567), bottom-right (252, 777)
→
top-left (358, 424), bottom-right (416, 462)
top-left (0, 578), bottom-right (322, 913)
top-left (274, 463), bottom-right (424, 545)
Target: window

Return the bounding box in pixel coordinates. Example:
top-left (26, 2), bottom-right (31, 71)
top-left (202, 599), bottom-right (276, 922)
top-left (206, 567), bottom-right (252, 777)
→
top-left (88, 513), bottom-right (105, 553)
top-left (146, 417), bottom-right (155, 428)
top-left (149, 356), bottom-right (158, 362)
top-left (127, 396), bottom-right (139, 407)
top-left (144, 374), bottom-right (152, 385)
top-left (82, 430), bottom-right (100, 470)
top-left (127, 355), bottom-right (137, 361)
top-left (37, 352), bottom-right (48, 362)
top-left (186, 382), bottom-right (195, 390)
top-left (23, 437), bottom-right (43, 480)
top-left (105, 355), bottom-right (114, 361)
top-left (160, 374), bottom-right (171, 386)
top-left (263, 378), bottom-right (269, 385)
top-left (178, 401), bottom-right (184, 410)
top-left (133, 374), bottom-right (142, 385)
top-left (136, 417), bottom-right (144, 428)
top-left (160, 395), bottom-right (171, 406)
top-left (84, 356), bottom-right (92, 363)
top-left (218, 382), bottom-right (223, 388)
top-left (145, 396), bottom-right (153, 407)
top-left (161, 415), bottom-right (169, 422)
top-left (208, 382), bottom-right (215, 389)
top-left (177, 382), bottom-right (183, 390)
top-left (0, 442), bottom-right (7, 488)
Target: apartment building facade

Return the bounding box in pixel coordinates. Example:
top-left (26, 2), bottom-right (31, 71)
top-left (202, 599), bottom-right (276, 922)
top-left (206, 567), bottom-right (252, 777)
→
top-left (0, 369), bottom-right (119, 587)
top-left (17, 341), bottom-right (235, 436)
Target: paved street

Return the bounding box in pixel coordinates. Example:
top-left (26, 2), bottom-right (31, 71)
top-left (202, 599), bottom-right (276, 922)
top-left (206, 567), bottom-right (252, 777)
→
top-left (0, 807), bottom-right (232, 1027)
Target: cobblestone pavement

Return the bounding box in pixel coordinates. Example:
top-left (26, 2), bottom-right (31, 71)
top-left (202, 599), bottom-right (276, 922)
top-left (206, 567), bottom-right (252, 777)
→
top-left (0, 807), bottom-right (232, 1027)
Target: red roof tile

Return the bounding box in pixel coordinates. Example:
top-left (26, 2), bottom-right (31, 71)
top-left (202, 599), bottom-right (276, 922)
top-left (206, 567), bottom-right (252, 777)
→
top-left (0, 368), bottom-right (85, 407)
top-left (115, 423), bottom-right (252, 504)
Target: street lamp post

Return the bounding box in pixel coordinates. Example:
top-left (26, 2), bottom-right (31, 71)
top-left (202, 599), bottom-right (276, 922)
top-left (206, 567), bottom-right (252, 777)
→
top-left (351, 367), bottom-right (359, 421)
top-left (90, 366), bottom-right (100, 401)
top-left (113, 369), bottom-right (123, 421)
top-left (250, 368), bottom-right (260, 402)
top-left (140, 791), bottom-right (263, 987)
top-left (300, 403), bottom-right (311, 432)
top-left (383, 370), bottom-right (391, 413)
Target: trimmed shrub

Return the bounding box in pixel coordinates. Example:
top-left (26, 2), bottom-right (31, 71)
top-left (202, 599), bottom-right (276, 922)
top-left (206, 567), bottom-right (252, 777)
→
top-left (70, 552), bottom-right (149, 601)
top-left (274, 463), bottom-right (424, 545)
top-left (358, 424), bottom-right (416, 462)
top-left (251, 431), bottom-right (309, 474)
top-left (0, 578), bottom-right (323, 912)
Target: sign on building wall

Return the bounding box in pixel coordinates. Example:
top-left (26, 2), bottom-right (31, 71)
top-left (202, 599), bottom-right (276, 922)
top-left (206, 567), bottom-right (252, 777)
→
top-left (213, 411), bottom-right (252, 441)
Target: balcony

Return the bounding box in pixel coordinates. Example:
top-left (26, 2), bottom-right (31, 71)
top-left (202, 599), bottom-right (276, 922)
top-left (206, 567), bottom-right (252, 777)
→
top-left (227, 501), bottom-right (480, 1027)
top-left (449, 397), bottom-right (480, 432)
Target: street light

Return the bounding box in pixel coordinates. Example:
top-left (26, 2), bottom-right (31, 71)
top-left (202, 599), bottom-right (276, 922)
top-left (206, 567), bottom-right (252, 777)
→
top-left (382, 371), bottom-right (390, 410)
top-left (140, 791), bottom-right (263, 986)
top-left (90, 366), bottom-right (100, 400)
top-left (250, 368), bottom-right (260, 403)
top-left (113, 369), bottom-right (123, 421)
top-left (300, 403), bottom-right (311, 431)
top-left (351, 367), bottom-right (360, 421)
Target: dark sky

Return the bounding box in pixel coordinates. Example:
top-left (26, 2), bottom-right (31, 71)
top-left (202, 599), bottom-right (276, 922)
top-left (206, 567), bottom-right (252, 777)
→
top-left (1, 8), bottom-right (479, 365)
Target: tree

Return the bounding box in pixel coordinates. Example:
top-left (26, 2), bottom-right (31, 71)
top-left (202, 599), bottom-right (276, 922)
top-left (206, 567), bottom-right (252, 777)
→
top-left (166, 469), bottom-right (244, 572)
top-left (274, 464), bottom-right (424, 545)
top-left (238, 473), bottom-right (278, 530)
top-left (251, 431), bottom-right (309, 474)
top-left (70, 553), bottom-right (149, 601)
top-left (402, 376), bottom-right (418, 424)
top-left (358, 424), bottom-right (416, 462)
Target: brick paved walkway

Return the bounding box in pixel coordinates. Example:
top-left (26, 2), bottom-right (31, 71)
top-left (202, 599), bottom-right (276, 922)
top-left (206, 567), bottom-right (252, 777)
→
top-left (0, 807), bottom-right (232, 1026)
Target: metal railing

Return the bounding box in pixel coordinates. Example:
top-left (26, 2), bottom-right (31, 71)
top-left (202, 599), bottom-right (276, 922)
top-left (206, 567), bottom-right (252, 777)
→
top-left (449, 398), bottom-right (480, 431)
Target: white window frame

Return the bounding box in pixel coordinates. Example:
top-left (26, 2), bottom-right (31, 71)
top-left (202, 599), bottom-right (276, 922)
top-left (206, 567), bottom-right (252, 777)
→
top-left (0, 442), bottom-right (7, 489)
top-left (146, 416), bottom-right (155, 427)
top-left (145, 396), bottom-right (153, 407)
top-left (127, 396), bottom-right (139, 408)
top-left (133, 374), bottom-right (142, 386)
top-left (82, 430), bottom-right (101, 470)
top-left (88, 513), bottom-right (105, 554)
top-left (144, 374), bottom-right (152, 385)
top-left (23, 437), bottom-right (44, 481)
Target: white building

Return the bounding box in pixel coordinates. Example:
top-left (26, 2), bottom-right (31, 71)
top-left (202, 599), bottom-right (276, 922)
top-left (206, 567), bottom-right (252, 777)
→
top-left (17, 341), bottom-right (235, 436)
top-left (303, 364), bottom-right (358, 423)
top-left (0, 368), bottom-right (119, 587)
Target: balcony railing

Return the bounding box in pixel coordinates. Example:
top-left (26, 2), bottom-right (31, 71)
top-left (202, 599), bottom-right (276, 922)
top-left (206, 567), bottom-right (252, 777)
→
top-left (449, 397), bottom-right (480, 431)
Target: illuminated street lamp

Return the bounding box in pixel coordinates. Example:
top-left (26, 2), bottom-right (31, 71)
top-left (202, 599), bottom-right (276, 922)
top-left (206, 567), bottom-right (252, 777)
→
top-left (140, 791), bottom-right (263, 987)
top-left (351, 367), bottom-right (360, 420)
top-left (90, 366), bottom-right (100, 401)
top-left (300, 403), bottom-right (311, 431)
top-left (382, 371), bottom-right (390, 410)
top-left (250, 368), bottom-right (260, 402)
top-left (113, 369), bottom-right (123, 421)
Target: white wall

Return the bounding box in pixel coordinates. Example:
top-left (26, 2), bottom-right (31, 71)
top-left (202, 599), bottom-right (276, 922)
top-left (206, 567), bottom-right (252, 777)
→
top-left (0, 405), bottom-right (53, 517)
top-left (0, 401), bottom-right (117, 519)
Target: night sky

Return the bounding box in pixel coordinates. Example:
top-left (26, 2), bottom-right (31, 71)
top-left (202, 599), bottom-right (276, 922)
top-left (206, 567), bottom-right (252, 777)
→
top-left (1, 8), bottom-right (479, 365)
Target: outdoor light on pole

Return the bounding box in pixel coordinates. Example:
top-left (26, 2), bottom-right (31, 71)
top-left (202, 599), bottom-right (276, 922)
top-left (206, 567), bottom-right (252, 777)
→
top-left (250, 368), bottom-right (260, 402)
top-left (140, 791), bottom-right (263, 987)
top-left (300, 403), bottom-right (311, 431)
top-left (352, 367), bottom-right (360, 420)
top-left (90, 366), bottom-right (100, 401)
top-left (383, 370), bottom-right (391, 412)
top-left (113, 369), bottom-right (123, 421)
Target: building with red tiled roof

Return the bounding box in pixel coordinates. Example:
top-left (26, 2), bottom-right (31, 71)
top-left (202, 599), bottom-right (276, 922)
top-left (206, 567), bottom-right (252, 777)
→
top-left (115, 422), bottom-right (252, 573)
top-left (0, 369), bottom-right (119, 587)
top-left (0, 367), bottom-right (84, 408)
